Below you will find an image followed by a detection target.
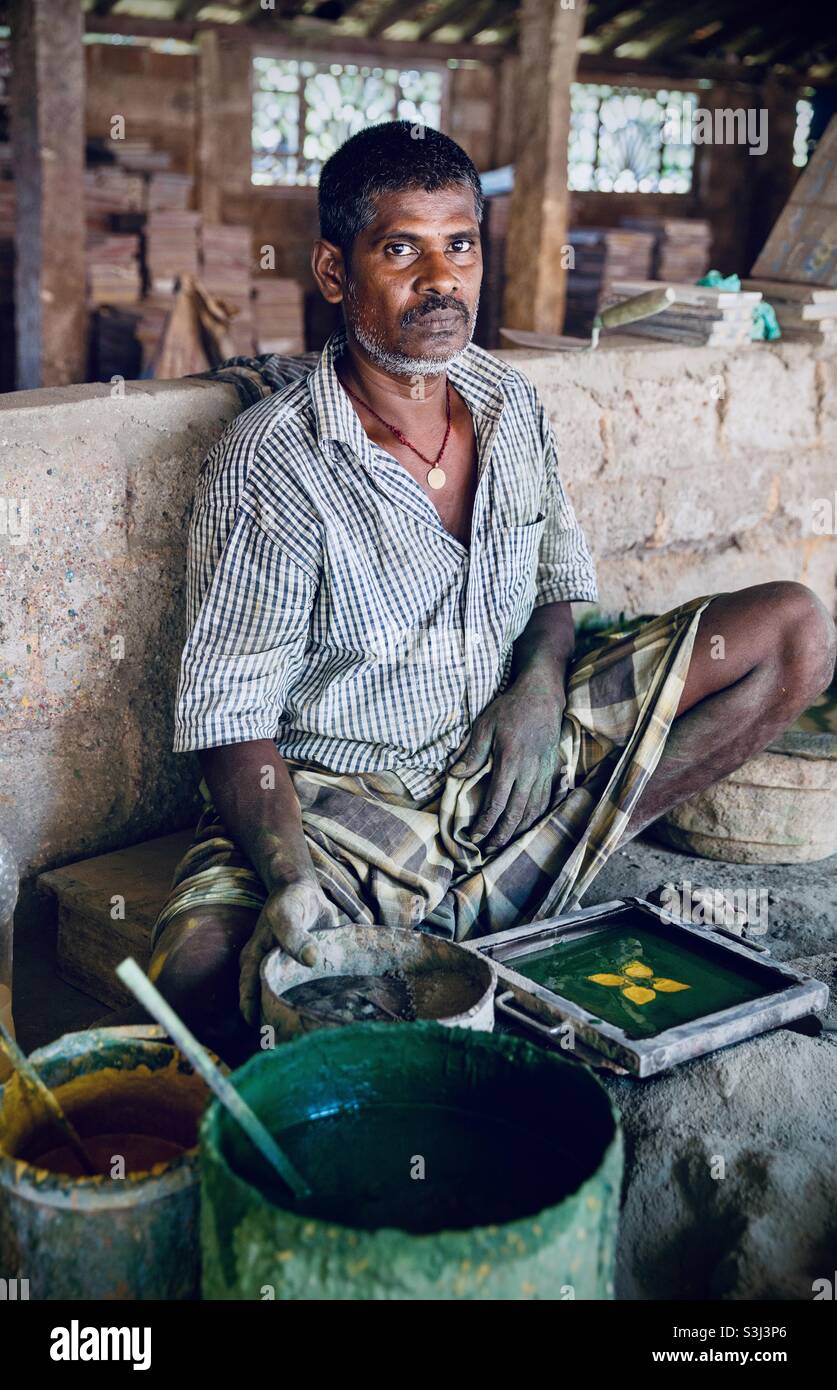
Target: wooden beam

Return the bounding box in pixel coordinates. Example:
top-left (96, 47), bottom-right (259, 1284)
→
top-left (593, 0), bottom-right (680, 58)
top-left (83, 12), bottom-right (506, 60)
top-left (502, 0), bottom-right (587, 334)
top-left (634, 3), bottom-right (733, 61)
top-left (416, 0), bottom-right (475, 42)
top-left (366, 0), bottom-right (429, 39)
top-left (10, 0), bottom-right (87, 388)
top-left (173, 0), bottom-right (209, 20)
top-left (460, 0), bottom-right (509, 42)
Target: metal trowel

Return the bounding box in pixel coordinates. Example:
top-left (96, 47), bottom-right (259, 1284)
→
top-left (500, 286), bottom-right (676, 352)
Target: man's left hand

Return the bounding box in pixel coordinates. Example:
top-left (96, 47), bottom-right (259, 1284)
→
top-left (449, 672), bottom-right (567, 851)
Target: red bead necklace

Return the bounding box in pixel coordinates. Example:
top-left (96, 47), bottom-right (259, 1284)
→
top-left (341, 377), bottom-right (452, 491)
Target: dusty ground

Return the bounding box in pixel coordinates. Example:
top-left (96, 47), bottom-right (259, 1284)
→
top-left (12, 833), bottom-right (837, 1301)
top-left (583, 836), bottom-right (837, 1301)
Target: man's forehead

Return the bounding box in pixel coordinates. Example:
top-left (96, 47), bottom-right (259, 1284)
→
top-left (361, 185), bottom-right (479, 236)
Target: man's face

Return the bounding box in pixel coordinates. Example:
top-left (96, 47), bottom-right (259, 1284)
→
top-left (319, 184), bottom-right (483, 376)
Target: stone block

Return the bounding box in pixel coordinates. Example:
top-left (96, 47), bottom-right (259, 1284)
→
top-left (722, 347), bottom-right (818, 453)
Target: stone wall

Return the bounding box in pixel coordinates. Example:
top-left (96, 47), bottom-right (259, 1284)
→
top-left (0, 341), bottom-right (834, 884)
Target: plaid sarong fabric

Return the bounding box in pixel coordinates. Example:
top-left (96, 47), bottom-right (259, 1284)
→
top-left (151, 593), bottom-right (714, 956)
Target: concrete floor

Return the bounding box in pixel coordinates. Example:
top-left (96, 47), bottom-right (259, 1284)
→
top-left (12, 831), bottom-right (836, 1056)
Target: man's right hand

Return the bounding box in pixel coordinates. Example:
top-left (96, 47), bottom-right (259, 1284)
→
top-left (238, 878), bottom-right (333, 1025)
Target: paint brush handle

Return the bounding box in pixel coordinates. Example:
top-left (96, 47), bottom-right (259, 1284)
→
top-left (0, 1017), bottom-right (98, 1175)
top-left (596, 286), bottom-right (676, 331)
top-left (115, 958), bottom-right (311, 1203)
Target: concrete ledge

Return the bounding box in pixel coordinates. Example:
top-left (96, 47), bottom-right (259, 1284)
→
top-left (1, 341), bottom-right (835, 881)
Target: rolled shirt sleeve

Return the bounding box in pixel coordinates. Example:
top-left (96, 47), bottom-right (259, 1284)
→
top-left (173, 457), bottom-right (316, 752)
top-left (533, 404), bottom-right (599, 607)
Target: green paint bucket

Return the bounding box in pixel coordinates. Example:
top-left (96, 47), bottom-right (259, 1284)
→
top-left (0, 1028), bottom-right (210, 1300)
top-left (201, 1022), bottom-right (623, 1300)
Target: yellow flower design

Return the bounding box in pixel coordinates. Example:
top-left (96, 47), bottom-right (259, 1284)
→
top-left (588, 959), bottom-right (690, 1006)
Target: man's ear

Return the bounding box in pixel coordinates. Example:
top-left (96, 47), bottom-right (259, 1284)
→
top-left (311, 239), bottom-right (346, 305)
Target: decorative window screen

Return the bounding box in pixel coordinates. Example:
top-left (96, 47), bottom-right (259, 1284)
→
top-left (793, 96), bottom-right (814, 167)
top-left (568, 83), bottom-right (698, 194)
top-left (252, 56), bottom-right (444, 187)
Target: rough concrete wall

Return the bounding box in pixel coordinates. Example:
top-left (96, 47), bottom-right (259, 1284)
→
top-left (1, 342), bottom-right (834, 884)
top-left (0, 378), bottom-right (240, 882)
top-left (505, 340), bottom-right (837, 618)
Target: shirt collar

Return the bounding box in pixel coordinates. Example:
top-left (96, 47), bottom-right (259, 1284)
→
top-left (309, 324), bottom-right (514, 464)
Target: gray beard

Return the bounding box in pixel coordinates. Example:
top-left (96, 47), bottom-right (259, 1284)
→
top-left (345, 284), bottom-right (480, 378)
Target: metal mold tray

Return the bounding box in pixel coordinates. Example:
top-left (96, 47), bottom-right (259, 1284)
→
top-left (463, 897), bottom-right (828, 1078)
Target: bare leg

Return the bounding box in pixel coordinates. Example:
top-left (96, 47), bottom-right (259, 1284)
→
top-left (622, 581), bottom-right (836, 843)
top-left (147, 904), bottom-right (262, 1067)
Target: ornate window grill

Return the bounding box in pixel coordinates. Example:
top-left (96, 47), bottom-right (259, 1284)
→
top-left (568, 83), bottom-right (698, 194)
top-left (252, 56), bottom-right (444, 188)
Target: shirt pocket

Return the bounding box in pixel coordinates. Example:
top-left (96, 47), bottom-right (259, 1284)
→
top-left (485, 512), bottom-right (546, 646)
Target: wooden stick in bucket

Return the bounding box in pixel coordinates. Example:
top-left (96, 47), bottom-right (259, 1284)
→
top-left (115, 958), bottom-right (311, 1202)
top-left (0, 1017), bottom-right (98, 1176)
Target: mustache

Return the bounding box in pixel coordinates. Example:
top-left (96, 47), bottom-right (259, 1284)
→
top-left (402, 296), bottom-right (470, 326)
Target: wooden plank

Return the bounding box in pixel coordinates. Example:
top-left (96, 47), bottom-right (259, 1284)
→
top-left (742, 277), bottom-right (837, 303)
top-left (10, 0), bottom-right (87, 388)
top-left (502, 0), bottom-right (587, 335)
top-left (40, 830), bottom-right (193, 1009)
top-left (751, 116), bottom-right (837, 286)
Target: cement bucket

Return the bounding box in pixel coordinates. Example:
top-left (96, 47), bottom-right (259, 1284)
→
top-left (261, 925), bottom-right (497, 1038)
top-left (0, 1027), bottom-right (210, 1300)
top-left (201, 1022), bottom-right (623, 1300)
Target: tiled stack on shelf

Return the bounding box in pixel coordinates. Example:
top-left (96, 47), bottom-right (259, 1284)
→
top-left (606, 279), bottom-right (761, 346)
top-left (84, 167), bottom-right (146, 233)
top-left (564, 228), bottom-right (656, 336)
top-left (621, 217), bottom-right (712, 282)
top-left (147, 171), bottom-right (193, 212)
top-left (742, 278), bottom-right (837, 348)
top-left (0, 180), bottom-right (14, 391)
top-left (113, 140), bottom-right (173, 174)
top-left (86, 233), bottom-right (142, 307)
top-left (201, 223), bottom-right (254, 355)
top-left (145, 208), bottom-right (201, 294)
top-left (252, 276), bottom-right (305, 353)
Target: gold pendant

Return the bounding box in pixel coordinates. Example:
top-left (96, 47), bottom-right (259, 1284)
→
top-left (427, 467), bottom-right (446, 490)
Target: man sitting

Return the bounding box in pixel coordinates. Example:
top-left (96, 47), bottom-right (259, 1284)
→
top-left (146, 121), bottom-right (835, 1062)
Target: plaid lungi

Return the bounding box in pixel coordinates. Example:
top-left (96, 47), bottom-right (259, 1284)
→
top-left (151, 594), bottom-right (714, 956)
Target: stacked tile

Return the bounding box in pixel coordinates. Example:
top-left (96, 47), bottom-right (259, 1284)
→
top-left (564, 228), bottom-right (656, 336)
top-left (83, 167), bottom-right (146, 233)
top-left (146, 209), bottom-right (201, 293)
top-left (621, 217), bottom-right (712, 282)
top-left (252, 276), bottom-right (305, 352)
top-left (87, 233), bottom-right (142, 307)
top-left (742, 278), bottom-right (837, 347)
top-left (201, 223), bottom-right (254, 354)
top-left (606, 279), bottom-right (761, 346)
top-left (113, 140), bottom-right (173, 173)
top-left (148, 172), bottom-right (193, 212)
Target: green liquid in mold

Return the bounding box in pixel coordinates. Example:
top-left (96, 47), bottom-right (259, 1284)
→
top-left (509, 925), bottom-right (772, 1039)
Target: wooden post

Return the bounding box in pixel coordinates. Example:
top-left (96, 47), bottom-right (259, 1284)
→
top-left (195, 29), bottom-right (253, 225)
top-left (502, 0), bottom-right (586, 334)
top-left (10, 0), bottom-right (87, 388)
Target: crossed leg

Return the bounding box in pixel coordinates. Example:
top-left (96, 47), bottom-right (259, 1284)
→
top-left (621, 580), bottom-right (836, 843)
top-left (111, 580), bottom-right (835, 1063)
